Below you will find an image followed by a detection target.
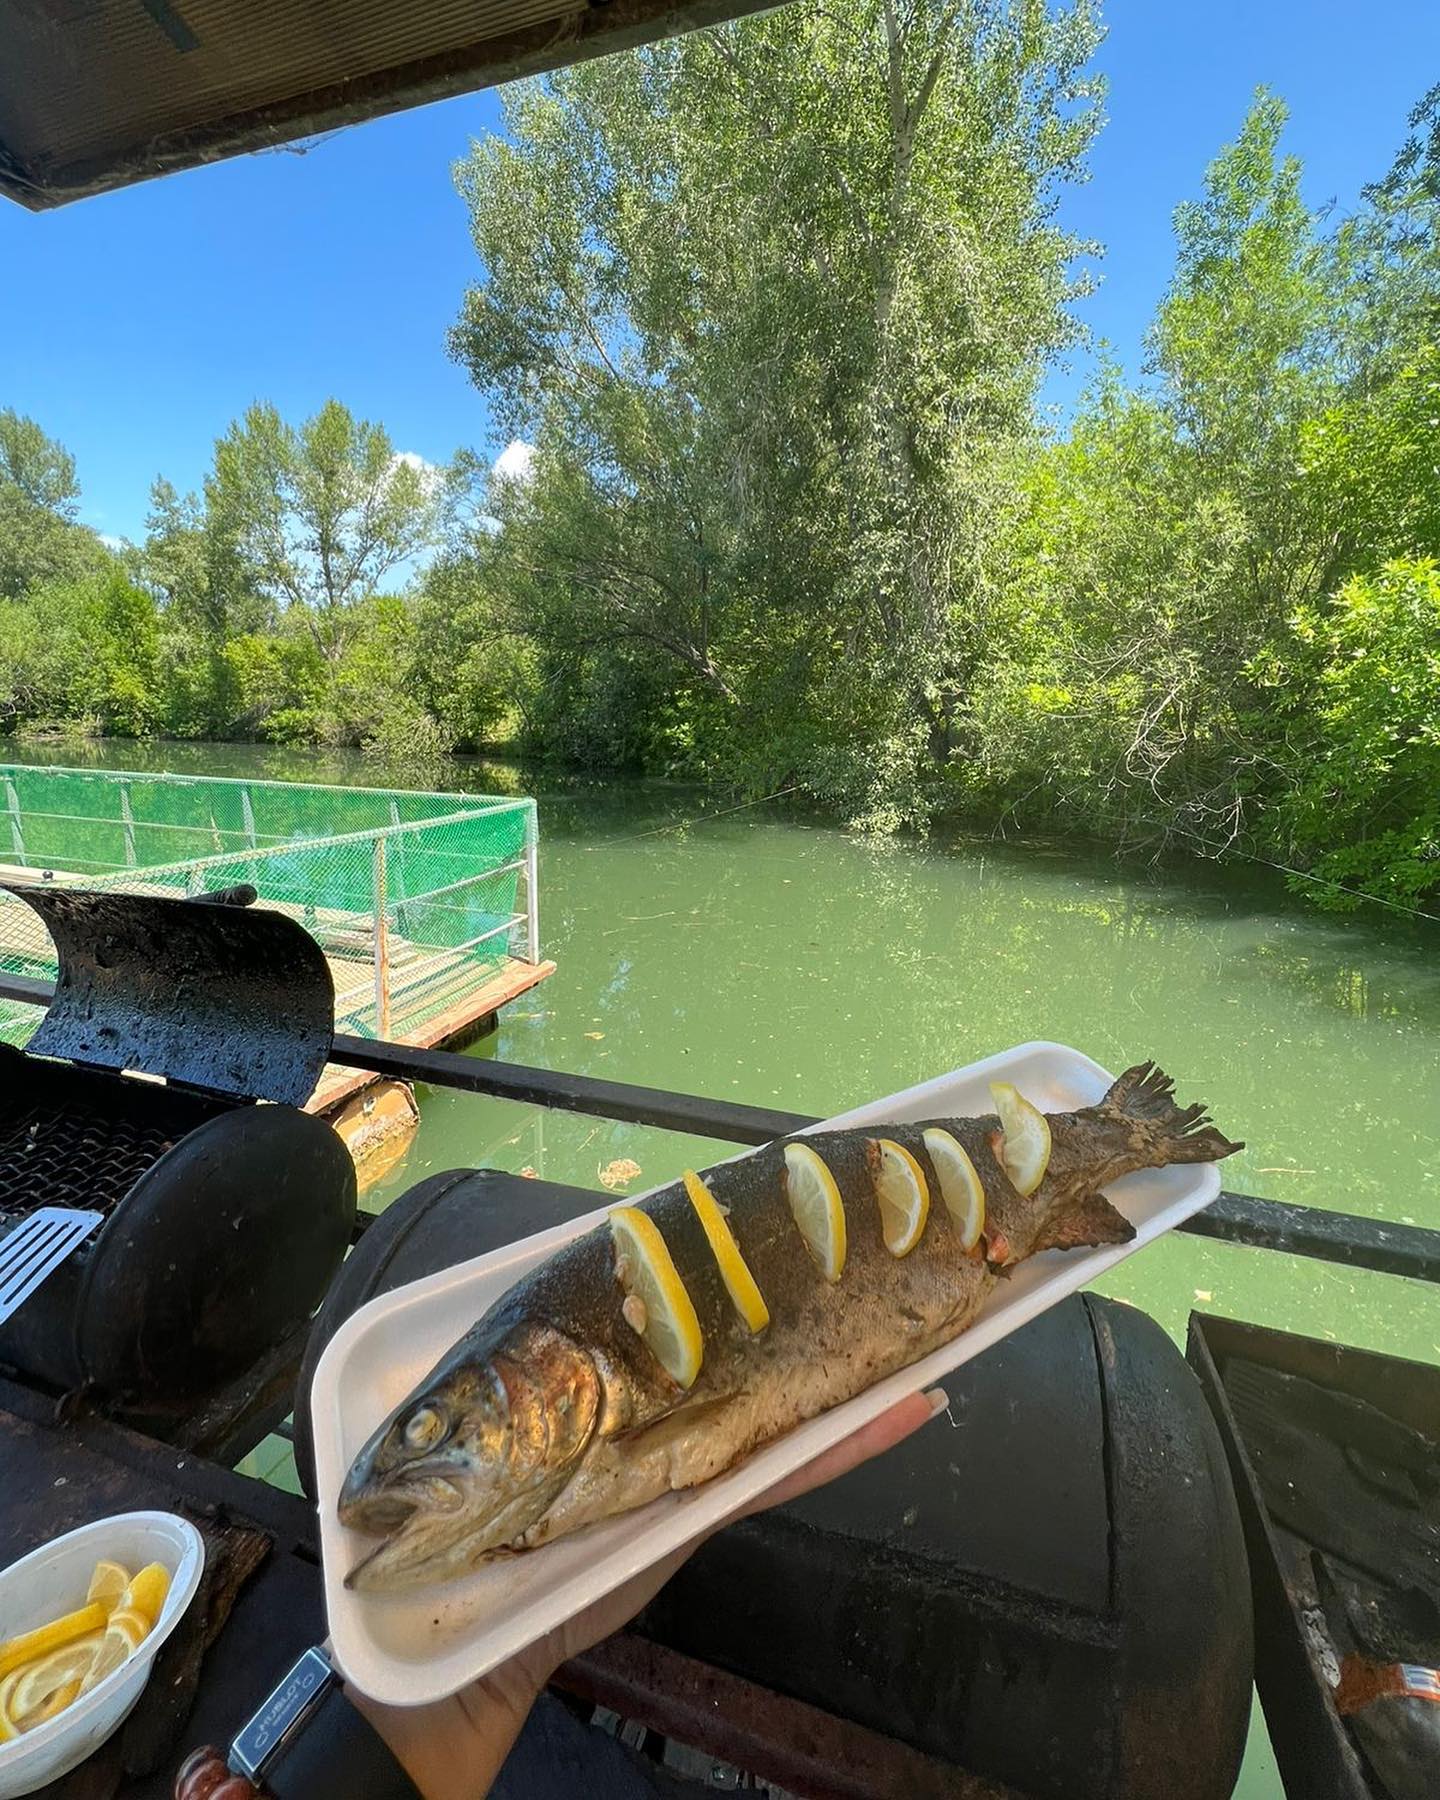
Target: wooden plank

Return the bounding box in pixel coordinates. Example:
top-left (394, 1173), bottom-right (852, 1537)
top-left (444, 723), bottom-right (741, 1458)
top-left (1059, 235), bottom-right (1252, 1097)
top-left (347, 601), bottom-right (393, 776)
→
top-left (307, 955), bottom-right (556, 1115)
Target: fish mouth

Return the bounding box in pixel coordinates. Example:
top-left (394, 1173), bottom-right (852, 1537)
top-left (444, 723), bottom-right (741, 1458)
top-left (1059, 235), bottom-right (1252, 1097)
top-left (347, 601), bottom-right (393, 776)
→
top-left (338, 1469), bottom-right (467, 1536)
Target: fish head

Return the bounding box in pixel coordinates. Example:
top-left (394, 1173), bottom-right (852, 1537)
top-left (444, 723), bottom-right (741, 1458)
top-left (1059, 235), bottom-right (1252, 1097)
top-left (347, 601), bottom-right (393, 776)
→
top-left (338, 1319), bottom-right (601, 1590)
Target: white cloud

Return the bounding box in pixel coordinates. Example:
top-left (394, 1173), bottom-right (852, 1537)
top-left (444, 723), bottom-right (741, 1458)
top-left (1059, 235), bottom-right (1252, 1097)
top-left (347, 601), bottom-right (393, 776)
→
top-left (99, 533), bottom-right (126, 551)
top-left (492, 440), bottom-right (536, 487)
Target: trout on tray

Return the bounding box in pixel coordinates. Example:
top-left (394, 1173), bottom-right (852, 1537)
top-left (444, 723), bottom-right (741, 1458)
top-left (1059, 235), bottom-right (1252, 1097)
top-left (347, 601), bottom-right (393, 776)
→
top-left (339, 1063), bottom-right (1241, 1590)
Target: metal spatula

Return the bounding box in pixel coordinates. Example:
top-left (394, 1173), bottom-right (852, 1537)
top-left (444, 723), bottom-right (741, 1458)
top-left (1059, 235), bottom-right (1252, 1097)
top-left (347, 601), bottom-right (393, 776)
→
top-left (0, 1207), bottom-right (103, 1324)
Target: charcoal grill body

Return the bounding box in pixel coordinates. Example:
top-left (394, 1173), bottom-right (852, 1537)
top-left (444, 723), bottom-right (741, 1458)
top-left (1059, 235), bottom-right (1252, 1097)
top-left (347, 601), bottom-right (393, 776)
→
top-left (0, 886), bottom-right (356, 1413)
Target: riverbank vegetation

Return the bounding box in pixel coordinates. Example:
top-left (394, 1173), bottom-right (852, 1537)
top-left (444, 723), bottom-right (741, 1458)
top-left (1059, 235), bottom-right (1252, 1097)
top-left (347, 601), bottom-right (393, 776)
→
top-left (2, 5), bottom-right (1437, 912)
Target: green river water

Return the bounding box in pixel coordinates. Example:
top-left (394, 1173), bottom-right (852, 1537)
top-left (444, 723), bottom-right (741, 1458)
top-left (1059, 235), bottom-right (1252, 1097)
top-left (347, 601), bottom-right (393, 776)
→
top-left (12, 737), bottom-right (1440, 1798)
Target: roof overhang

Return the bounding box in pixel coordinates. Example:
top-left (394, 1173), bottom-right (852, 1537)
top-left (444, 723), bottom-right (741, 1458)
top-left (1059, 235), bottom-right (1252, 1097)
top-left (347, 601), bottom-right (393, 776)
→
top-left (2, 0), bottom-right (774, 211)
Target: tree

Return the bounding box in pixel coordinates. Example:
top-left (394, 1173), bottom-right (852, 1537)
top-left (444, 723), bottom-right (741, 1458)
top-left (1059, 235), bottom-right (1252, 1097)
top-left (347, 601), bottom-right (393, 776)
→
top-left (0, 410), bottom-right (111, 598)
top-left (0, 571), bottom-right (161, 735)
top-left (0, 410), bottom-right (80, 515)
top-left (1145, 91), bottom-right (1358, 617)
top-left (204, 401), bottom-right (460, 666)
top-left (451, 0), bottom-right (1103, 818)
top-left (142, 476), bottom-right (272, 639)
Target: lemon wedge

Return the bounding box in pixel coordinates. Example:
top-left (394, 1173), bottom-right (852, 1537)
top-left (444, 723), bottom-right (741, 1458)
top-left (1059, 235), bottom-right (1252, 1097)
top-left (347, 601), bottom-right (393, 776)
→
top-left (7, 1634), bottom-right (102, 1723)
top-left (989, 1082), bottom-right (1052, 1196)
top-left (0, 1603), bottom-right (107, 1681)
top-left (683, 1171), bottom-right (769, 1332)
top-left (118, 1563), bottom-right (169, 1630)
top-left (20, 1677), bottom-right (82, 1731)
top-left (782, 1142), bottom-right (847, 1281)
top-left (77, 1608), bottom-right (150, 1696)
top-left (610, 1207), bottom-right (704, 1388)
top-left (86, 1560), bottom-right (132, 1615)
top-left (871, 1139), bottom-right (929, 1256)
top-left (922, 1128), bottom-right (987, 1250)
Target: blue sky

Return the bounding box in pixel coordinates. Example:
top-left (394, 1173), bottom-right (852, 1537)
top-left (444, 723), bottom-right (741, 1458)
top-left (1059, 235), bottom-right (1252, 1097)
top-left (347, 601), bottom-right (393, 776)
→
top-left (2, 0), bottom-right (1436, 547)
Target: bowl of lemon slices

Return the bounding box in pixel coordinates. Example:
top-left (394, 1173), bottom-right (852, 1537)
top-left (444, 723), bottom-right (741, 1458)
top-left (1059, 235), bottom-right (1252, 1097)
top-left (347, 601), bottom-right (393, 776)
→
top-left (0, 1512), bottom-right (204, 1796)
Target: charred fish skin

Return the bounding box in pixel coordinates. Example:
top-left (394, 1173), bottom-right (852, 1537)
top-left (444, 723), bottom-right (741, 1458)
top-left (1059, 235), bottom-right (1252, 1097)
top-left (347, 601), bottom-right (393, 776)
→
top-left (340, 1063), bottom-right (1240, 1589)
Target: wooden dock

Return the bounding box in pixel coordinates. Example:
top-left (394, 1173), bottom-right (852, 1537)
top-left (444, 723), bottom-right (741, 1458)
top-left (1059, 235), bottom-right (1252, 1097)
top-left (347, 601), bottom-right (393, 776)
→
top-left (308, 952), bottom-right (556, 1114)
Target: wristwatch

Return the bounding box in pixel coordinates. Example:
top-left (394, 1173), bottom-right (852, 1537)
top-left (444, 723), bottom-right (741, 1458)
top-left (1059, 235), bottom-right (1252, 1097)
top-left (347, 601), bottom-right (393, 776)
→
top-left (174, 1647), bottom-right (422, 1800)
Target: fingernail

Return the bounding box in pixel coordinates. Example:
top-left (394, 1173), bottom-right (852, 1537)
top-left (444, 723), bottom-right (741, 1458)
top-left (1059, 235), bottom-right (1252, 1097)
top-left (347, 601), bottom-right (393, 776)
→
top-left (923, 1387), bottom-right (949, 1417)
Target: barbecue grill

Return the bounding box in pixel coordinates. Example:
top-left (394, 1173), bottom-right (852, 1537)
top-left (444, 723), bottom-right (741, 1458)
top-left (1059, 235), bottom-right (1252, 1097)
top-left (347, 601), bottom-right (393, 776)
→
top-left (0, 884), bottom-right (356, 1421)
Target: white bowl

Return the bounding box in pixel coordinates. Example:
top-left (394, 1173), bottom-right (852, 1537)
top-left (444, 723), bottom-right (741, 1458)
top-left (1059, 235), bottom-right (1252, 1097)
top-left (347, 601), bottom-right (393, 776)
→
top-left (0, 1511), bottom-right (204, 1798)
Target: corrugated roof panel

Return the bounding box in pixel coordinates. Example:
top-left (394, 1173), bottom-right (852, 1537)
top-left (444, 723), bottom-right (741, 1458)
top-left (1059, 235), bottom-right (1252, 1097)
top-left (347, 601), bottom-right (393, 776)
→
top-left (0, 0), bottom-right (773, 208)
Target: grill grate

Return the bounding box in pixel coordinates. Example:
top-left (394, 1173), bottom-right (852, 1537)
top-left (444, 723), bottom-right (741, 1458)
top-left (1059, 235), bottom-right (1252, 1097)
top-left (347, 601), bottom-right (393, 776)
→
top-left (0, 1102), bottom-right (179, 1221)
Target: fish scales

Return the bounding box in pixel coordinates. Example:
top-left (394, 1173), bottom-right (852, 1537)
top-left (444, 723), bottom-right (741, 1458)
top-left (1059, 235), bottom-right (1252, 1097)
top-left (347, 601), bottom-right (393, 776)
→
top-left (339, 1063), bottom-right (1241, 1589)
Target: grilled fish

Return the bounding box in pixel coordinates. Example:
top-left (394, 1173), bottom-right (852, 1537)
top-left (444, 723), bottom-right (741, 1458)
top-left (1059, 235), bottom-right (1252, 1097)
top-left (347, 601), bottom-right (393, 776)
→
top-left (339, 1063), bottom-right (1239, 1589)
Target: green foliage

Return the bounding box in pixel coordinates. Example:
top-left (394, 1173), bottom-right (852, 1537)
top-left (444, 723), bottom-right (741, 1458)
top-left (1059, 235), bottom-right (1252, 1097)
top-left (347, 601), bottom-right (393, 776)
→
top-left (362, 702), bottom-right (455, 791)
top-left (450, 0), bottom-right (1105, 818)
top-left (221, 629), bottom-right (330, 743)
top-left (0, 572), bottom-right (161, 735)
top-left (2, 52), bottom-right (1439, 915)
top-left (1268, 560), bottom-right (1440, 909)
top-left (205, 400), bottom-right (461, 665)
top-left (0, 409), bottom-right (114, 599)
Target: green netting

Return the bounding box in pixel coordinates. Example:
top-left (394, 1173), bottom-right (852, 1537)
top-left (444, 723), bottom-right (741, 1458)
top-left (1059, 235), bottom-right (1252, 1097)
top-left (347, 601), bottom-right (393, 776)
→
top-left (0, 766), bottom-right (537, 1048)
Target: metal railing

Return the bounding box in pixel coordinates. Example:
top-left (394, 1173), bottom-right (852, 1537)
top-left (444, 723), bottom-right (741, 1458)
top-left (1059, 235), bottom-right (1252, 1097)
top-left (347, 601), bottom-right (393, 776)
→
top-left (0, 767), bottom-right (540, 1043)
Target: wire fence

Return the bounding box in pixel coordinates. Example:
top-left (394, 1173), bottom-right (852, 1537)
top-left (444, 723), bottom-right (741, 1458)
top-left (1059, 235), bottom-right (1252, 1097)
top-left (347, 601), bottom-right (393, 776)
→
top-left (0, 766), bottom-right (539, 1048)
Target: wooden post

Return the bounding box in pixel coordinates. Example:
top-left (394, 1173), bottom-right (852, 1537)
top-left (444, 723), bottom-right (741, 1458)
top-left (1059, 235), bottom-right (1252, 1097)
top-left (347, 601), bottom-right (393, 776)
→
top-left (372, 835), bottom-right (391, 1036)
top-left (241, 786), bottom-right (258, 850)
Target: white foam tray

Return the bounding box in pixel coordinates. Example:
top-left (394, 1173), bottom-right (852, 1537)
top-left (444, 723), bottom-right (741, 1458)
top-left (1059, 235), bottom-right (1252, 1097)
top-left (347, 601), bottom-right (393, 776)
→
top-left (313, 1041), bottom-right (1220, 1705)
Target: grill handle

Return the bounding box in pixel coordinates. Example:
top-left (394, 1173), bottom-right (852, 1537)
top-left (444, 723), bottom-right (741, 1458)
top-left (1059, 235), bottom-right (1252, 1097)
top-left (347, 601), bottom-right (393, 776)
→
top-left (191, 883), bottom-right (258, 909)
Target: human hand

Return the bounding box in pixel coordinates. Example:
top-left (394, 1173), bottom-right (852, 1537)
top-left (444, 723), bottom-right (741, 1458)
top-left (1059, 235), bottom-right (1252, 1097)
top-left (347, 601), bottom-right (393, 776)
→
top-left (348, 1387), bottom-right (945, 1800)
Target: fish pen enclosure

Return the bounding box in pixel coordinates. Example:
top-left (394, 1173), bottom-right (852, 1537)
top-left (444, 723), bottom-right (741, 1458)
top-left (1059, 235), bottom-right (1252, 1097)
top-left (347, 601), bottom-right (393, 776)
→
top-left (0, 766), bottom-right (542, 1050)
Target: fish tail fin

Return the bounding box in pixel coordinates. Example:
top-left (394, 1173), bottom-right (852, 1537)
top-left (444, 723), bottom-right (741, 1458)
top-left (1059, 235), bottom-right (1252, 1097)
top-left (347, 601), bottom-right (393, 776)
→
top-left (1098, 1062), bottom-right (1243, 1164)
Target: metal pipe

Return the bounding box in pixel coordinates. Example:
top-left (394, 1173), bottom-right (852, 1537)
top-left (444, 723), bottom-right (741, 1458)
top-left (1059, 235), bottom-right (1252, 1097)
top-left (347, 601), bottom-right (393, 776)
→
top-left (3, 777), bottom-right (26, 863)
top-left (0, 967), bottom-right (1432, 1284)
top-left (118, 781), bottom-right (136, 867)
top-left (525, 804), bottom-right (540, 964)
top-left (371, 837), bottom-right (391, 1037)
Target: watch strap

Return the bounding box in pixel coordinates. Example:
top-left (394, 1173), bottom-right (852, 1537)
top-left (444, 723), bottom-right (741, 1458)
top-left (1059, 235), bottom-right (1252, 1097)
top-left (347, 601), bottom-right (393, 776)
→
top-left (262, 1682), bottom-right (422, 1800)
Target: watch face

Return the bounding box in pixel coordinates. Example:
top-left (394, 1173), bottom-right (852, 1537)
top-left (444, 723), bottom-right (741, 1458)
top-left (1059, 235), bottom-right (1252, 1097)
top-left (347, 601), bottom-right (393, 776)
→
top-left (230, 1647), bottom-right (334, 1782)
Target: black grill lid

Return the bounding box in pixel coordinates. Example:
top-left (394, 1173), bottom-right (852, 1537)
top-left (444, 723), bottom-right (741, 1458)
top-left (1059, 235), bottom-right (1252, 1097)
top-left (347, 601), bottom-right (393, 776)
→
top-left (3, 885), bottom-right (335, 1106)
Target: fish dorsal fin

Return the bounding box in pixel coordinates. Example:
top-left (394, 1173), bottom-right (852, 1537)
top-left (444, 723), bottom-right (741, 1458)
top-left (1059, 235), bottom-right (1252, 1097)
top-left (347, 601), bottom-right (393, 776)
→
top-left (1030, 1190), bottom-right (1135, 1256)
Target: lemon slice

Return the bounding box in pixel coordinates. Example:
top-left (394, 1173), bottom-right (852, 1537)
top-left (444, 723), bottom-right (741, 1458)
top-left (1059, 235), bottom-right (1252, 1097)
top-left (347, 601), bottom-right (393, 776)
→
top-left (682, 1171), bottom-right (769, 1332)
top-left (18, 1676), bottom-right (82, 1732)
top-left (610, 1207), bottom-right (704, 1388)
top-left (77, 1608), bottom-right (149, 1696)
top-left (782, 1142), bottom-right (846, 1281)
top-left (871, 1139), bottom-right (929, 1256)
top-left (0, 1603), bottom-right (107, 1681)
top-left (86, 1559), bottom-right (132, 1615)
top-left (989, 1082), bottom-right (1052, 1197)
top-left (922, 1128), bottom-right (987, 1250)
top-left (7, 1634), bottom-right (102, 1722)
top-left (118, 1563), bottom-right (169, 1629)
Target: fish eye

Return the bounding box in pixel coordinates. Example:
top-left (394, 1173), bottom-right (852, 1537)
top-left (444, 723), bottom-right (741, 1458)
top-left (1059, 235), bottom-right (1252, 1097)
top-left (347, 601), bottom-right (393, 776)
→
top-left (401, 1405), bottom-right (447, 1452)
